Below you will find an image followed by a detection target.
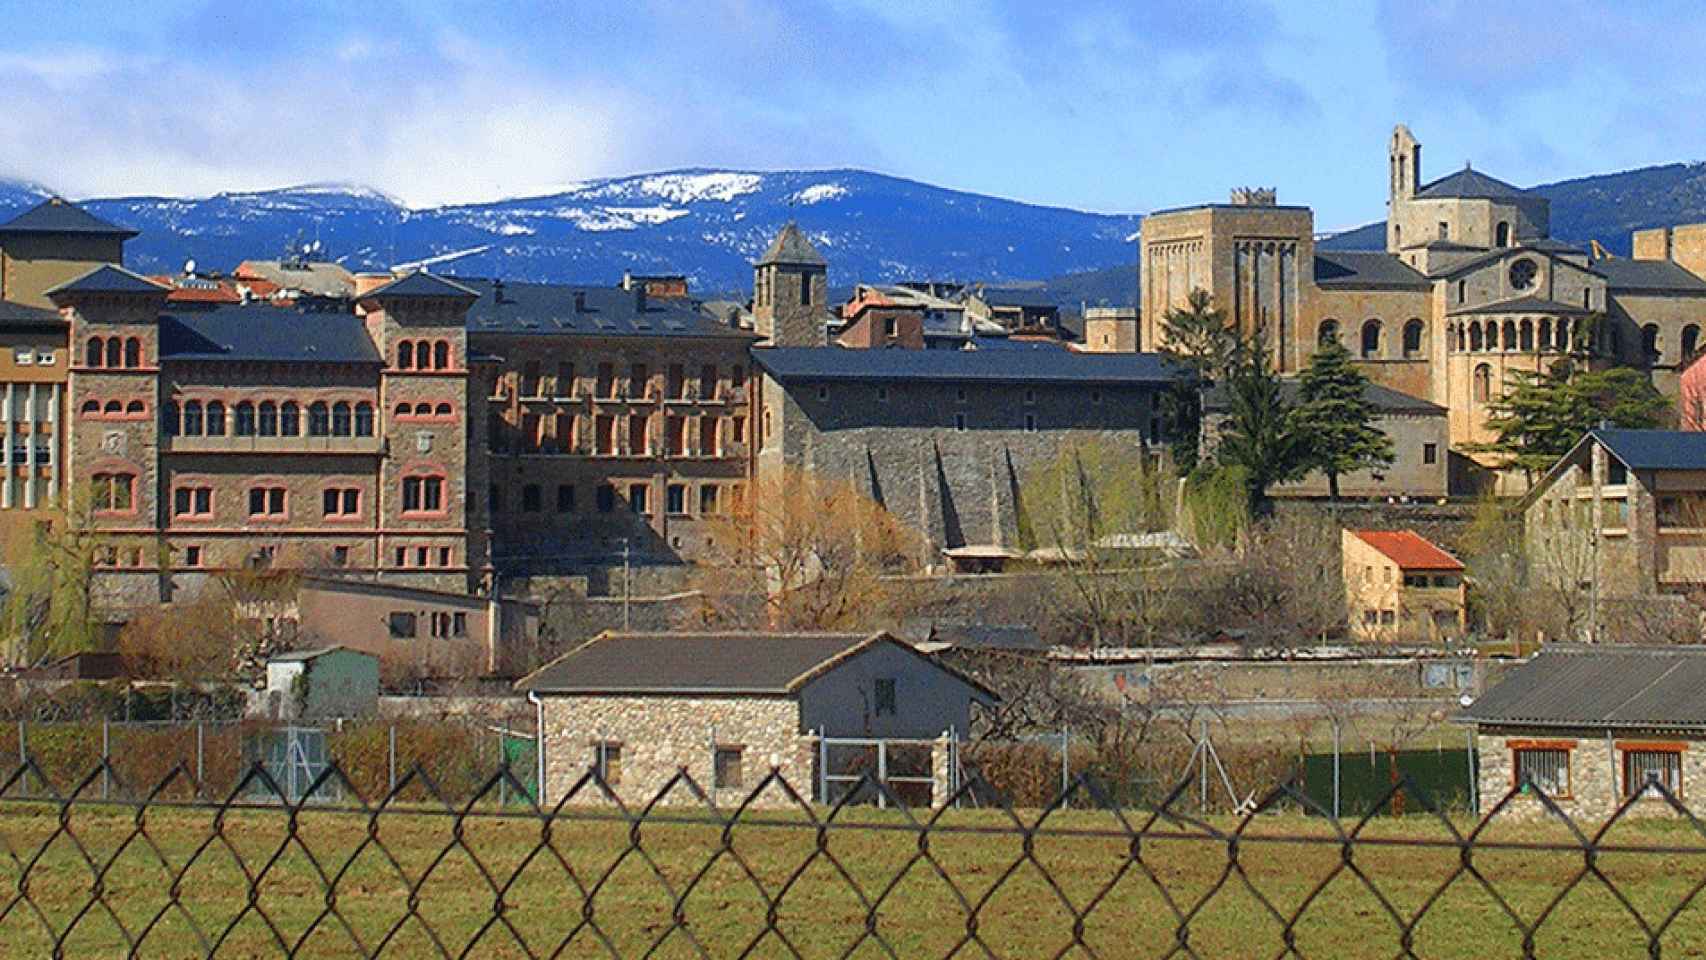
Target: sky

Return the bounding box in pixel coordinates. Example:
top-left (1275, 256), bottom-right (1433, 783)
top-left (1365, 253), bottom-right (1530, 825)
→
top-left (2, 0), bottom-right (1705, 230)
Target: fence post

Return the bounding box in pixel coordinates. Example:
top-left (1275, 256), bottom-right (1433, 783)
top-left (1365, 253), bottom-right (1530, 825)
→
top-left (196, 722), bottom-right (205, 796)
top-left (876, 741), bottom-right (888, 810)
top-left (1331, 718), bottom-right (1342, 821)
top-left (499, 729), bottom-right (508, 809)
top-left (102, 719), bottom-right (110, 800)
top-left (17, 718), bottom-right (24, 766)
top-left (1199, 718), bottom-right (1209, 815)
top-left (388, 724), bottom-right (397, 796)
top-left (1465, 726), bottom-right (1477, 815)
top-left (1060, 727), bottom-right (1069, 800)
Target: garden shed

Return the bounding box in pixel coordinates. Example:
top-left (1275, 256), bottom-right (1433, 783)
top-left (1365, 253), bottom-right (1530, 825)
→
top-left (264, 646), bottom-right (379, 721)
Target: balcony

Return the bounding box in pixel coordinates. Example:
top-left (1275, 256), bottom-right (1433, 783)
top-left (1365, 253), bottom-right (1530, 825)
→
top-left (166, 434), bottom-right (385, 456)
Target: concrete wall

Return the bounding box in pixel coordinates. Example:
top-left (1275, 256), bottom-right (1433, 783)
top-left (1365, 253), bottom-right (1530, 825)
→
top-left (1477, 727), bottom-right (1705, 821)
top-left (797, 641), bottom-right (981, 740)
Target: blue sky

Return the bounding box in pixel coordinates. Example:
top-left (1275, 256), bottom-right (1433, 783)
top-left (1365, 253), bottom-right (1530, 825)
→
top-left (2, 0), bottom-right (1703, 229)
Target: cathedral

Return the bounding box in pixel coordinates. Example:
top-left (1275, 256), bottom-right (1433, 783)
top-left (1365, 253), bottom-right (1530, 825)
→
top-left (1141, 125), bottom-right (1706, 490)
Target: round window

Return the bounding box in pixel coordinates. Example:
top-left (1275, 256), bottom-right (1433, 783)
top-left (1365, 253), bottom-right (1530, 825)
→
top-left (1509, 259), bottom-right (1538, 291)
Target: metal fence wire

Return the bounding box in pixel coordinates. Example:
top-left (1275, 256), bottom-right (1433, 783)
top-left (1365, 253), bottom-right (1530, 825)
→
top-left (4, 757), bottom-right (1706, 958)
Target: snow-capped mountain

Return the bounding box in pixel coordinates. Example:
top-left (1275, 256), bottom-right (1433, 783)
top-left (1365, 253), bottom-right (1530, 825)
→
top-left (19, 170), bottom-right (1142, 296)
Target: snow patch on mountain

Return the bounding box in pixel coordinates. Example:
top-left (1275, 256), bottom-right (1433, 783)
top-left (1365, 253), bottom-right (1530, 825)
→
top-left (589, 172), bottom-right (763, 204)
top-left (792, 183), bottom-right (848, 205)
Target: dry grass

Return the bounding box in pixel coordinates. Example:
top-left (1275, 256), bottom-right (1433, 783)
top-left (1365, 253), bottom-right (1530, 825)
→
top-left (5, 782), bottom-right (1706, 959)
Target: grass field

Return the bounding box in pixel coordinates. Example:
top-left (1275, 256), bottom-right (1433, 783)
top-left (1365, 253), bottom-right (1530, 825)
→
top-left (5, 788), bottom-right (1706, 959)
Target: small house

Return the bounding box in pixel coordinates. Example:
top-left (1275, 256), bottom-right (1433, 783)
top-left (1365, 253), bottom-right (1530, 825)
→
top-left (1459, 645), bottom-right (1706, 819)
top-left (265, 646), bottom-right (379, 721)
top-left (515, 631), bottom-right (999, 808)
top-left (1342, 529), bottom-right (1466, 642)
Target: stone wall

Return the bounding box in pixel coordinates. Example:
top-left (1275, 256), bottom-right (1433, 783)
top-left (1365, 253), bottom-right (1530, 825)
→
top-left (1476, 727), bottom-right (1706, 822)
top-left (539, 694), bottom-right (811, 808)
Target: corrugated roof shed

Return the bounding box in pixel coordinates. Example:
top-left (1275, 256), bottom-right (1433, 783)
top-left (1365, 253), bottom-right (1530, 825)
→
top-left (1349, 530), bottom-right (1463, 571)
top-left (159, 306), bottom-right (383, 364)
top-left (1461, 646), bottom-right (1706, 732)
top-left (0, 197), bottom-right (136, 238)
top-left (753, 344), bottom-right (1182, 385)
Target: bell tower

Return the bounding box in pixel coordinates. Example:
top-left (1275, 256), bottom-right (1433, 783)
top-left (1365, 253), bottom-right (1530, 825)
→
top-left (1388, 125), bottom-right (1421, 252)
top-left (752, 222), bottom-right (827, 347)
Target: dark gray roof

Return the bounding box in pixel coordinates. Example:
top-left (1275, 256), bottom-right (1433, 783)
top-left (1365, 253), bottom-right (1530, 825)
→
top-left (0, 197), bottom-right (136, 238)
top-left (159, 306), bottom-right (383, 364)
top-left (0, 299), bottom-right (64, 330)
top-left (1461, 646), bottom-right (1706, 732)
top-left (516, 631), bottom-right (998, 701)
top-left (1593, 428), bottom-right (1706, 471)
top-left (1207, 379), bottom-right (1445, 416)
top-left (46, 264), bottom-right (168, 297)
top-left (1313, 252), bottom-right (1430, 290)
top-left (753, 344), bottom-right (1183, 386)
top-left (977, 287), bottom-right (1057, 309)
top-left (454, 278), bottom-right (754, 339)
top-left (1447, 295), bottom-right (1593, 316)
top-left (1415, 167), bottom-right (1529, 200)
top-left (928, 623), bottom-right (1048, 652)
top-left (756, 222), bottom-right (827, 267)
top-left (360, 271), bottom-right (478, 300)
top-left (1594, 258), bottom-right (1706, 294)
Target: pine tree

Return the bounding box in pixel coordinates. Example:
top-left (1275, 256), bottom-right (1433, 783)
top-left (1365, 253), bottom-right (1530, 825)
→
top-left (1290, 341), bottom-right (1395, 502)
top-left (1213, 333), bottom-right (1307, 517)
top-left (1158, 289), bottom-right (1237, 471)
top-left (1477, 361), bottom-right (1669, 479)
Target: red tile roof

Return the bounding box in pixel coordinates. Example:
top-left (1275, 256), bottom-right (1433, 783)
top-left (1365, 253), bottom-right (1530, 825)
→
top-left (1350, 529), bottom-right (1464, 571)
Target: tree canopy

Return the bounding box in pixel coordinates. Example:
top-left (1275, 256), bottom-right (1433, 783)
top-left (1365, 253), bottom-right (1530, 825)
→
top-left (1212, 333), bottom-right (1308, 516)
top-left (1477, 362), bottom-right (1669, 475)
top-left (1289, 341), bottom-right (1394, 501)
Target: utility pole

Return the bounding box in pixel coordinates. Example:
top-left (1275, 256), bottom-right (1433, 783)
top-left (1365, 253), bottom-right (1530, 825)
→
top-left (621, 538), bottom-right (631, 631)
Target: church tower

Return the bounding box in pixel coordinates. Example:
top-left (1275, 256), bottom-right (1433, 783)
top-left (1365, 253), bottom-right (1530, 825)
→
top-left (1388, 125), bottom-right (1421, 252)
top-left (752, 222), bottom-right (828, 347)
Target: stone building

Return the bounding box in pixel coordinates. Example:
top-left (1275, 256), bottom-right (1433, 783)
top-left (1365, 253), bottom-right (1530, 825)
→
top-left (1520, 429), bottom-right (1706, 606)
top-left (1341, 529), bottom-right (1466, 643)
top-left (752, 222), bottom-right (832, 347)
top-left (1141, 124), bottom-right (1706, 490)
top-left (1460, 645), bottom-right (1706, 820)
top-left (962, 286), bottom-right (1062, 337)
top-left (1080, 307), bottom-right (1139, 353)
top-left (516, 630), bottom-right (997, 808)
top-left (462, 278), bottom-right (758, 565)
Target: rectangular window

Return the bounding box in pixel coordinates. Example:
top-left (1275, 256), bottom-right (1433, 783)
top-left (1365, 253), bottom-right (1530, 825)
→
top-left (667, 483), bottom-right (687, 515)
top-left (1423, 443), bottom-right (1437, 465)
top-left (595, 415), bottom-right (616, 455)
top-left (714, 746), bottom-right (744, 789)
top-left (1623, 749), bottom-right (1682, 799)
top-left (184, 545), bottom-right (202, 567)
top-left (452, 611), bottom-right (467, 637)
top-left (395, 546), bottom-right (408, 567)
top-left (731, 416), bottom-right (747, 445)
top-left (403, 476), bottom-right (444, 513)
top-left (668, 364), bottom-right (686, 399)
top-left (699, 485), bottom-right (720, 516)
top-left (388, 612), bottom-right (417, 638)
top-left (1514, 747), bottom-right (1570, 796)
top-left (415, 546), bottom-right (428, 567)
top-left (699, 416), bottom-right (719, 456)
top-left (629, 483), bottom-right (649, 515)
top-left (699, 365), bottom-right (717, 399)
top-left (430, 611), bottom-right (451, 638)
top-left (322, 487), bottom-right (359, 517)
top-left (1380, 610), bottom-right (1395, 625)
top-left (13, 349), bottom-right (32, 365)
top-left (954, 413), bottom-right (967, 431)
top-left (247, 487), bottom-right (285, 518)
top-left (555, 362), bottom-right (575, 397)
top-left (629, 363), bottom-right (649, 399)
top-left (628, 414), bottom-right (649, 455)
top-left (522, 360), bottom-right (542, 397)
top-left (596, 362), bottom-right (616, 398)
top-left (666, 416), bottom-right (686, 457)
top-left (816, 386), bottom-right (829, 402)
top-left (597, 483), bottom-right (616, 513)
top-left (1024, 413), bottom-right (1037, 432)
top-left (333, 546), bottom-right (350, 567)
top-left (174, 487), bottom-right (212, 517)
top-left (522, 484), bottom-right (542, 512)
top-left (557, 483), bottom-right (575, 512)
top-left (873, 678), bottom-right (897, 716)
top-left (594, 743), bottom-right (622, 784)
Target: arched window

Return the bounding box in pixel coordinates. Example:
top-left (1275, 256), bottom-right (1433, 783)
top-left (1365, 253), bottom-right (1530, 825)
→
top-left (1394, 224), bottom-right (1402, 247)
top-left (1402, 319), bottom-right (1424, 358)
top-left (125, 400), bottom-right (144, 417)
top-left (308, 402), bottom-right (330, 437)
top-left (397, 341), bottom-right (413, 369)
top-left (433, 340), bottom-right (450, 370)
top-left (86, 337), bottom-right (103, 367)
top-left (1501, 320), bottom-right (1517, 351)
top-left (414, 403), bottom-right (431, 416)
top-left (434, 402), bottom-right (452, 417)
top-left (1539, 319), bottom-right (1553, 352)
top-left (206, 401), bottom-right (225, 436)
top-left (394, 402), bottom-right (411, 419)
top-left (1496, 221), bottom-right (1510, 247)
top-left (1317, 319), bottom-right (1340, 347)
top-left (1643, 323), bottom-right (1661, 361)
top-left (1469, 323), bottom-right (1484, 352)
top-left (234, 402), bottom-right (256, 436)
top-left (103, 400), bottom-right (122, 416)
top-left (414, 341), bottom-right (431, 370)
top-left (80, 399), bottom-right (99, 416)
top-left (280, 402), bottom-right (299, 436)
top-left (124, 338), bottom-right (141, 368)
top-left (332, 401), bottom-right (352, 437)
top-left (183, 401), bottom-right (203, 436)
top-left (1473, 363), bottom-right (1492, 403)
top-left (354, 402), bottom-right (374, 437)
top-left (163, 402), bottom-right (179, 436)
top-left (258, 401), bottom-right (278, 437)
top-left (1361, 319), bottom-right (1382, 359)
top-left (1683, 325), bottom-right (1701, 359)
top-left (105, 339), bottom-right (121, 368)
top-left (1519, 319), bottom-right (1534, 352)
top-left (1457, 280), bottom-right (1466, 303)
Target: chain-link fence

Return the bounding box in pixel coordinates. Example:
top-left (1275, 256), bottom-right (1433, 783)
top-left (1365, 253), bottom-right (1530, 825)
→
top-left (4, 757), bottom-right (1705, 958)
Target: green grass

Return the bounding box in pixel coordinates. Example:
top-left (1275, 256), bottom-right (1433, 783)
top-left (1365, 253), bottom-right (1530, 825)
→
top-left (4, 791), bottom-right (1706, 958)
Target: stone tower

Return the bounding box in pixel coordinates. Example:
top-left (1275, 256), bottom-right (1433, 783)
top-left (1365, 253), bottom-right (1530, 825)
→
top-left (752, 222), bottom-right (827, 347)
top-left (1388, 125), bottom-right (1421, 252)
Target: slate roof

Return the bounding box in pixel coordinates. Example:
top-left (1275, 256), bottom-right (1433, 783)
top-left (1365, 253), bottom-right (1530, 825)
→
top-left (455, 278), bottom-right (754, 339)
top-left (1348, 530), bottom-right (1463, 571)
top-left (360, 271), bottom-right (478, 300)
top-left (1446, 294), bottom-right (1593, 317)
top-left (756, 222), bottom-right (827, 267)
top-left (1592, 428), bottom-right (1706, 471)
top-left (1459, 646), bottom-right (1706, 732)
top-left (515, 631), bottom-right (998, 701)
top-left (977, 287), bottom-right (1058, 309)
top-left (1205, 379), bottom-right (1445, 416)
top-left (1312, 252), bottom-right (1431, 290)
top-left (754, 344), bottom-right (1182, 385)
top-left (1593, 258), bottom-right (1706, 294)
top-left (45, 264), bottom-right (171, 298)
top-left (0, 299), bottom-right (65, 330)
top-left (1415, 167), bottom-right (1530, 200)
top-left (0, 197), bottom-right (136, 238)
top-left (158, 306), bottom-right (383, 364)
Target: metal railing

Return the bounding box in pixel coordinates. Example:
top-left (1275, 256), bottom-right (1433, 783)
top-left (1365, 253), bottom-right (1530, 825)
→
top-left (3, 758), bottom-right (1704, 958)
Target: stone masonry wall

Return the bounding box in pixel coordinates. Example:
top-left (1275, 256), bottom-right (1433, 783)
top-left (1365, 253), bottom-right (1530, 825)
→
top-left (1476, 728), bottom-right (1706, 822)
top-left (540, 694), bottom-right (812, 809)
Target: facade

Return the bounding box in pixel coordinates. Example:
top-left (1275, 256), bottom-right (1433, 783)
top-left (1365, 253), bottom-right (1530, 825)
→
top-left (290, 576), bottom-right (539, 678)
top-left (1460, 646), bottom-right (1706, 820)
top-left (963, 286), bottom-right (1061, 337)
top-left (1521, 429), bottom-right (1706, 604)
top-left (1341, 529), bottom-right (1466, 643)
top-left (463, 279), bottom-right (758, 565)
top-left (1080, 307), bottom-right (1139, 353)
top-left (1141, 125), bottom-right (1706, 488)
top-left (516, 630), bottom-right (997, 808)
top-left (752, 222), bottom-right (832, 347)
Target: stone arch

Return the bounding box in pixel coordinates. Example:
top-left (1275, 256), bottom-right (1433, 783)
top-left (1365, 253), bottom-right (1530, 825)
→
top-left (1469, 322), bottom-right (1484, 352)
top-left (1643, 323), bottom-right (1661, 362)
top-left (1496, 221), bottom-right (1510, 247)
top-left (1539, 318), bottom-right (1553, 352)
top-left (1361, 319), bottom-right (1382, 359)
top-left (1683, 324), bottom-right (1701, 359)
top-left (1317, 319), bottom-right (1340, 347)
top-left (1402, 319), bottom-right (1425, 358)
top-left (1502, 320), bottom-right (1518, 351)
top-left (1519, 319), bottom-right (1534, 352)
top-left (1473, 363), bottom-right (1492, 403)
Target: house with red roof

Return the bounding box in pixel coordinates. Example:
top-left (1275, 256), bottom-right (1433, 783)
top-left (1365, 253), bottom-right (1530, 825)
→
top-left (1342, 529), bottom-right (1466, 642)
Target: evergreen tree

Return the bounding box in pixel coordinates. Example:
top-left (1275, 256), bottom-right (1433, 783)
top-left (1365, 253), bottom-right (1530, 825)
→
top-left (1290, 341), bottom-right (1395, 502)
top-left (1158, 289), bottom-right (1237, 471)
top-left (1478, 361), bottom-right (1669, 478)
top-left (1213, 334), bottom-right (1307, 516)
